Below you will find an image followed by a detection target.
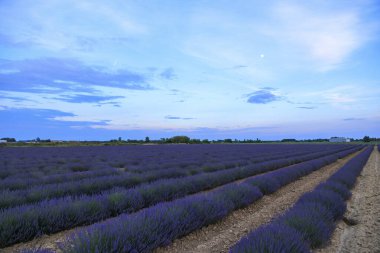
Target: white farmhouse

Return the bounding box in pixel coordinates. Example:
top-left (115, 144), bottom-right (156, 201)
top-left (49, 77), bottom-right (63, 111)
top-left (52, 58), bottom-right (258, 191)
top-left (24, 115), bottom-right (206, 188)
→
top-left (329, 137), bottom-right (351, 143)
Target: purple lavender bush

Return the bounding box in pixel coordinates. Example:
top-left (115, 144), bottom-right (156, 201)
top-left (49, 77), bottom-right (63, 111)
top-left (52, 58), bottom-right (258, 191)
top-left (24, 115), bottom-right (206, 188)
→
top-left (58, 147), bottom-right (363, 253)
top-left (0, 144), bottom-right (358, 209)
top-left (0, 145), bottom-right (363, 248)
top-left (229, 146), bottom-right (372, 252)
top-left (229, 223), bottom-right (310, 253)
top-left (20, 249), bottom-right (55, 253)
top-left (60, 183), bottom-right (263, 253)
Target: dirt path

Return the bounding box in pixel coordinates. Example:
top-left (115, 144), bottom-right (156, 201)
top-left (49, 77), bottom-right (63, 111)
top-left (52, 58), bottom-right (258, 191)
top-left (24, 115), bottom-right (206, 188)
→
top-left (154, 151), bottom-right (362, 253)
top-left (1, 150), bottom-right (362, 253)
top-left (316, 147), bottom-right (380, 253)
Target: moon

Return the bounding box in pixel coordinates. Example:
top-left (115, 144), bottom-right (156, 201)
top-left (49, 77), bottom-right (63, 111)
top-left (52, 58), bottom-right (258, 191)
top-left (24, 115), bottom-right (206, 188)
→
top-left (260, 54), bottom-right (265, 58)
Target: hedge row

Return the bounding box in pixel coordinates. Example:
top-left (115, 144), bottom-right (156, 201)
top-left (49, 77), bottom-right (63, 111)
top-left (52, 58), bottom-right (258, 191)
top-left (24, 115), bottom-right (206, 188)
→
top-left (230, 146), bottom-right (372, 253)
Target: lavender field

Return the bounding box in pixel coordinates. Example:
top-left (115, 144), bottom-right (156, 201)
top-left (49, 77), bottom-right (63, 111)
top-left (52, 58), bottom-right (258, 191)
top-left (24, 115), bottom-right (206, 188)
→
top-left (0, 143), bottom-right (376, 253)
top-left (2, 1), bottom-right (380, 252)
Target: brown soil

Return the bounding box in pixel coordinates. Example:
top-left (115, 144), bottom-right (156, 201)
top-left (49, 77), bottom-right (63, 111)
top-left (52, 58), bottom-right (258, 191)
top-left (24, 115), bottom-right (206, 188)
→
top-left (315, 147), bottom-right (380, 253)
top-left (1, 150), bottom-right (362, 253)
top-left (154, 150), bottom-right (362, 253)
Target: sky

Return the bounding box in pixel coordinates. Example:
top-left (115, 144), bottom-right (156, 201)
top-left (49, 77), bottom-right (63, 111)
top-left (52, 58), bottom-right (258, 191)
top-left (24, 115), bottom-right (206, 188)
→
top-left (0, 0), bottom-right (380, 140)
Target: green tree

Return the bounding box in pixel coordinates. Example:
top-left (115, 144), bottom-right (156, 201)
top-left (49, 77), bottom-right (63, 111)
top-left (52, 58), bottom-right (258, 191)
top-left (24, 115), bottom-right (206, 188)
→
top-left (170, 136), bottom-right (190, 143)
top-left (145, 136), bottom-right (150, 143)
top-left (363, 136), bottom-right (371, 142)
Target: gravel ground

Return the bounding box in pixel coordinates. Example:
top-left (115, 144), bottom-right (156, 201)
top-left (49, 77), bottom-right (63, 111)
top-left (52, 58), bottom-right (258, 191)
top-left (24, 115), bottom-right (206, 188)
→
top-left (155, 151), bottom-right (362, 253)
top-left (316, 146), bottom-right (380, 253)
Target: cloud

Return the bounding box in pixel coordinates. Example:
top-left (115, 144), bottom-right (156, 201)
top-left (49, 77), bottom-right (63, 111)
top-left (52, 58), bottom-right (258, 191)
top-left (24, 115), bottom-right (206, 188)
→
top-left (232, 65), bottom-right (248, 69)
top-left (165, 115), bottom-right (194, 120)
top-left (0, 95), bottom-right (32, 103)
top-left (297, 106), bottom-right (316, 110)
top-left (54, 94), bottom-right (124, 104)
top-left (246, 89), bottom-right (282, 104)
top-left (71, 36), bottom-right (134, 52)
top-left (260, 87), bottom-right (276, 91)
top-left (0, 107), bottom-right (107, 129)
top-left (160, 68), bottom-right (176, 80)
top-left (0, 1), bottom-right (146, 53)
top-left (0, 68), bottom-right (20, 74)
top-left (343, 117), bottom-right (365, 121)
top-left (0, 58), bottom-right (153, 93)
top-left (0, 34), bottom-right (31, 48)
top-left (305, 86), bottom-right (358, 105)
top-left (0, 107), bottom-right (127, 140)
top-left (269, 2), bottom-right (376, 71)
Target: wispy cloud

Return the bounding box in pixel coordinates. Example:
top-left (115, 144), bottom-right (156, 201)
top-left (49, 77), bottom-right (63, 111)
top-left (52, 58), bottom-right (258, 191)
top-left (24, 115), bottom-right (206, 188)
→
top-left (54, 94), bottom-right (124, 104)
top-left (0, 1), bottom-right (146, 52)
top-left (0, 95), bottom-right (32, 103)
top-left (165, 115), bottom-right (195, 120)
top-left (0, 58), bottom-right (152, 92)
top-left (305, 86), bottom-right (358, 105)
top-left (268, 2), bottom-right (376, 71)
top-left (231, 65), bottom-right (248, 69)
top-left (0, 107), bottom-right (100, 127)
top-left (343, 117), bottom-right (365, 121)
top-left (0, 107), bottom-right (113, 139)
top-left (160, 68), bottom-right (176, 80)
top-left (297, 106), bottom-right (316, 110)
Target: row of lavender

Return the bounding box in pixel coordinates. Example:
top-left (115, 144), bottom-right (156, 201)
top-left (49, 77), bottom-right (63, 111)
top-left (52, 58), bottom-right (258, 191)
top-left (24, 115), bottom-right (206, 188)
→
top-left (41, 147), bottom-right (363, 252)
top-left (0, 145), bottom-right (309, 180)
top-left (230, 146), bottom-right (373, 252)
top-left (0, 145), bottom-right (356, 209)
top-left (0, 145), bottom-right (322, 197)
top-left (0, 145), bottom-right (352, 186)
top-left (0, 147), bottom-right (322, 204)
top-left (0, 148), bottom-right (311, 191)
top-left (0, 146), bottom-right (362, 248)
top-left (0, 145), bottom-right (335, 190)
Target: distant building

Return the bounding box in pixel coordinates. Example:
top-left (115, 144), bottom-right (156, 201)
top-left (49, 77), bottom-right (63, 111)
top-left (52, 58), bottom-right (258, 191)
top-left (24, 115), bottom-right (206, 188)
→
top-left (0, 140), bottom-right (7, 143)
top-left (329, 137), bottom-right (351, 143)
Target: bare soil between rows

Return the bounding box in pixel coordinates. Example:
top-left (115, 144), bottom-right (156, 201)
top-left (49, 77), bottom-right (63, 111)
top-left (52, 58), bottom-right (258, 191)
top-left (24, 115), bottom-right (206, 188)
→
top-left (154, 150), bottom-right (362, 253)
top-left (1, 149), bottom-right (363, 253)
top-left (316, 147), bottom-right (380, 253)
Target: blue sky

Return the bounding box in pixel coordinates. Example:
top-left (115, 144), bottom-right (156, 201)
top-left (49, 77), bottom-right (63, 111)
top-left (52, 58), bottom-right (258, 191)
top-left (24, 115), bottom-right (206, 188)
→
top-left (0, 0), bottom-right (379, 140)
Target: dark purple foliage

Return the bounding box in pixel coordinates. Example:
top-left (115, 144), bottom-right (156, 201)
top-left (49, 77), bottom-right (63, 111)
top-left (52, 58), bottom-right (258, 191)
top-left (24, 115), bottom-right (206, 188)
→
top-left (0, 144), bottom-right (359, 209)
top-left (229, 223), bottom-right (310, 253)
top-left (212, 183), bottom-right (263, 210)
top-left (57, 147), bottom-right (365, 253)
top-left (61, 183), bottom-right (263, 253)
top-left (297, 190), bottom-right (346, 220)
top-left (230, 146), bottom-right (372, 251)
top-left (245, 174), bottom-right (281, 194)
top-left (20, 249), bottom-right (55, 253)
top-left (277, 204), bottom-right (334, 248)
top-left (315, 181), bottom-right (351, 200)
top-left (0, 146), bottom-right (363, 248)
top-left (0, 144), bottom-right (365, 248)
top-left (327, 146), bottom-right (372, 189)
